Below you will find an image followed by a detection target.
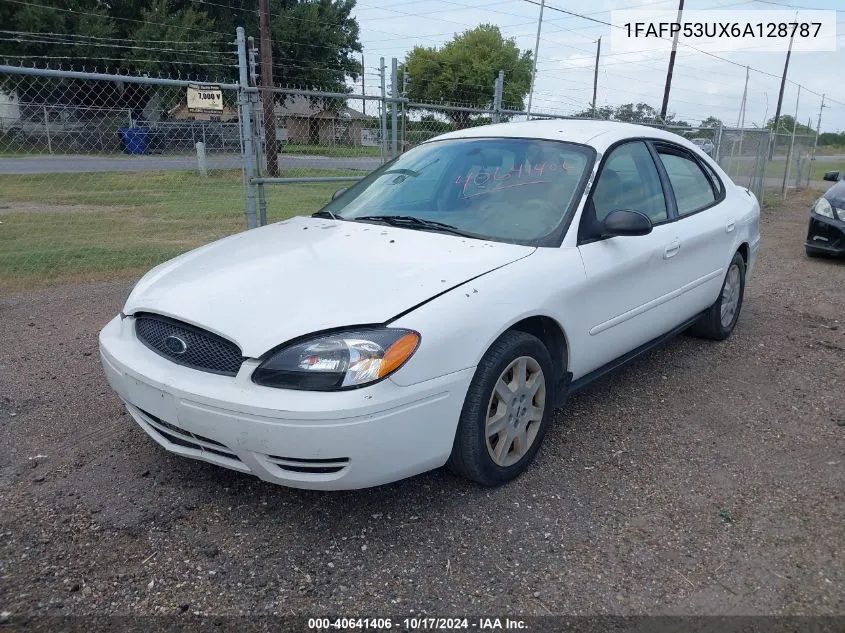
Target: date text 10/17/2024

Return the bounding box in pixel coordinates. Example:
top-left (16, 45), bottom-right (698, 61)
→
top-left (307, 617), bottom-right (528, 630)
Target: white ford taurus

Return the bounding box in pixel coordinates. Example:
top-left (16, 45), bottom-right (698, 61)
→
top-left (99, 120), bottom-right (760, 490)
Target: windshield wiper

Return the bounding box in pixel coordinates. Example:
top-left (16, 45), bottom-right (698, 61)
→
top-left (312, 210), bottom-right (342, 219)
top-left (352, 215), bottom-right (476, 238)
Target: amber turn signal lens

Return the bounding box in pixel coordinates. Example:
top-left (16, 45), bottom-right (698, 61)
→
top-left (378, 332), bottom-right (421, 378)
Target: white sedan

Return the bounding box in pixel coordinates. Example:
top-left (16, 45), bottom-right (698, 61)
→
top-left (99, 120), bottom-right (760, 490)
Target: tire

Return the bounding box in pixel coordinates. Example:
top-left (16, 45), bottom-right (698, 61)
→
top-left (447, 330), bottom-right (554, 486)
top-left (688, 251), bottom-right (746, 340)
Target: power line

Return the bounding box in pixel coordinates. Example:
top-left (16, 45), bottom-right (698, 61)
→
top-left (1, 34), bottom-right (230, 56)
top-left (4, 0), bottom-right (234, 38)
top-left (519, 0), bottom-right (840, 103)
top-left (0, 30), bottom-right (228, 45)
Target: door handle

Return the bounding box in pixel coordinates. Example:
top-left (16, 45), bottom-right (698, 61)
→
top-left (663, 240), bottom-right (681, 259)
top-left (726, 220), bottom-right (736, 233)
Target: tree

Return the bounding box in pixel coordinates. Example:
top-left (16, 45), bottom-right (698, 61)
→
top-left (0, 0), bottom-right (362, 98)
top-left (402, 25), bottom-right (533, 128)
top-left (700, 116), bottom-right (723, 129)
top-left (818, 131), bottom-right (845, 147)
top-left (766, 114), bottom-right (814, 135)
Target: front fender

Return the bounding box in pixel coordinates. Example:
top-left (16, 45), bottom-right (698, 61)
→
top-left (388, 247), bottom-right (587, 387)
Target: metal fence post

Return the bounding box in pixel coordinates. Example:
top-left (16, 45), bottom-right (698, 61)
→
top-left (759, 130), bottom-right (773, 204)
top-left (379, 57), bottom-right (387, 163)
top-left (390, 58), bottom-right (398, 158)
top-left (236, 26), bottom-right (258, 230)
top-left (714, 121), bottom-right (723, 165)
top-left (809, 94), bottom-right (825, 189)
top-left (253, 96), bottom-right (268, 226)
top-left (492, 71), bottom-right (504, 124)
top-left (43, 104), bottom-right (52, 154)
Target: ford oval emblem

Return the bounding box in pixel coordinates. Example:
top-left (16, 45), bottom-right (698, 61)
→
top-left (164, 335), bottom-right (188, 355)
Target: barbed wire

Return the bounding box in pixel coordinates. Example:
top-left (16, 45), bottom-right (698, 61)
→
top-left (0, 35), bottom-right (232, 56)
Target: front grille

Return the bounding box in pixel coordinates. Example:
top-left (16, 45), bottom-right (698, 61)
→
top-left (137, 407), bottom-right (241, 463)
top-left (134, 312), bottom-right (244, 376)
top-left (265, 454), bottom-right (350, 475)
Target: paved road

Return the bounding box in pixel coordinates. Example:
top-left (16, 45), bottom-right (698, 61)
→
top-left (0, 153), bottom-right (382, 175)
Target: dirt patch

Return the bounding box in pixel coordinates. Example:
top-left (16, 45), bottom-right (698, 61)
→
top-left (0, 194), bottom-right (842, 620)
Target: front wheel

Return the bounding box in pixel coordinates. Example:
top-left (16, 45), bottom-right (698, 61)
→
top-left (447, 331), bottom-right (554, 486)
top-left (688, 251), bottom-right (746, 340)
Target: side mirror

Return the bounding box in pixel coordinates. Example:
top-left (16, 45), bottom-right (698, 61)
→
top-left (331, 187), bottom-right (348, 201)
top-left (823, 171), bottom-right (841, 182)
top-left (602, 209), bottom-right (653, 237)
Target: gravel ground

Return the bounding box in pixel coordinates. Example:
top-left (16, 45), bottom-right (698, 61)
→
top-left (1, 192), bottom-right (843, 623)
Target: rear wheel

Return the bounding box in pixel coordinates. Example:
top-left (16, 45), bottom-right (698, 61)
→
top-left (689, 251), bottom-right (745, 340)
top-left (447, 331), bottom-right (554, 486)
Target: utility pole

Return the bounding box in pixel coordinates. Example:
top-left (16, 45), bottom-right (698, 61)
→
top-left (659, 0), bottom-right (684, 122)
top-left (736, 65), bottom-right (749, 128)
top-left (781, 84), bottom-right (801, 199)
top-left (591, 37), bottom-right (601, 118)
top-left (361, 54), bottom-right (365, 116)
top-left (259, 0), bottom-right (278, 176)
top-left (732, 65), bottom-right (750, 172)
top-left (771, 27), bottom-right (795, 156)
top-left (526, 0), bottom-right (545, 121)
top-left (492, 70), bottom-right (504, 124)
top-left (247, 36), bottom-right (258, 86)
top-left (809, 94), bottom-right (826, 178)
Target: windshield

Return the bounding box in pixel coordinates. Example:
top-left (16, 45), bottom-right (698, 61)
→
top-left (320, 138), bottom-right (594, 244)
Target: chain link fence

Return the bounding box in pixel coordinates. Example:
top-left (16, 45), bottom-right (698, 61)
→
top-left (0, 67), bottom-right (248, 293)
top-left (0, 29), bottom-right (829, 293)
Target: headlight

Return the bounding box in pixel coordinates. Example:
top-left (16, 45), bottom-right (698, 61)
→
top-left (252, 328), bottom-right (420, 391)
top-left (812, 197), bottom-right (834, 219)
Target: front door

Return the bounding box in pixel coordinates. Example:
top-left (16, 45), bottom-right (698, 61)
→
top-left (574, 140), bottom-right (685, 375)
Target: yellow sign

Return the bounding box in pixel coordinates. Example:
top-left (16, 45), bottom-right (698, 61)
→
top-left (187, 84), bottom-right (223, 114)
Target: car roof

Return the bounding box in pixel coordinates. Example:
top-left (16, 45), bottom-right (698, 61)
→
top-left (428, 119), bottom-right (707, 154)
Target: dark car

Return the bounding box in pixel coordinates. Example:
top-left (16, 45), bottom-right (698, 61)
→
top-left (806, 170), bottom-right (845, 257)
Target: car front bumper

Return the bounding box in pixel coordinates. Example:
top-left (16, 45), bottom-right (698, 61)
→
top-left (806, 211), bottom-right (845, 255)
top-left (99, 315), bottom-right (473, 490)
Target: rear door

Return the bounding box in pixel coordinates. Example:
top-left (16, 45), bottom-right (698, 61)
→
top-left (651, 142), bottom-right (733, 319)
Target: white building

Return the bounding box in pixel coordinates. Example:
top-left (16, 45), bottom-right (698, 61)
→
top-left (0, 89), bottom-right (22, 131)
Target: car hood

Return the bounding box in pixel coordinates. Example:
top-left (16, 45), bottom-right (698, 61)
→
top-left (823, 179), bottom-right (845, 209)
top-left (124, 215), bottom-right (535, 357)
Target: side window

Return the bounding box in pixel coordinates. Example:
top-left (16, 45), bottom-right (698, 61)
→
top-left (657, 149), bottom-right (717, 215)
top-left (700, 159), bottom-right (724, 196)
top-left (582, 142), bottom-right (667, 241)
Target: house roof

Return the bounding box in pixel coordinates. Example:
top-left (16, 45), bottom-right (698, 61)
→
top-left (275, 95), bottom-right (367, 120)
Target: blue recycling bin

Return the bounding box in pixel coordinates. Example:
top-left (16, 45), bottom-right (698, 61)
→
top-left (118, 127), bottom-right (150, 155)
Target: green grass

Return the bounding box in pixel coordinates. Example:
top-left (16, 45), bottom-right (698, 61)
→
top-left (721, 158), bottom-right (840, 182)
top-left (0, 169), bottom-right (362, 291)
top-left (280, 143), bottom-right (383, 158)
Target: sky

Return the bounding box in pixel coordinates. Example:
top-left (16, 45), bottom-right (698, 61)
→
top-left (350, 0), bottom-right (845, 132)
